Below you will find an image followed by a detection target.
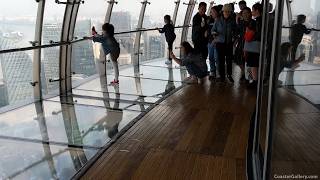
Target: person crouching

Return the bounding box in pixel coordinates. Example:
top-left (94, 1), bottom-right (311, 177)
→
top-left (170, 41), bottom-right (208, 84)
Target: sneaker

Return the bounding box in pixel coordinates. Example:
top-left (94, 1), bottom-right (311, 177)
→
top-left (110, 79), bottom-right (119, 85)
top-left (165, 60), bottom-right (172, 65)
top-left (227, 75), bottom-right (234, 83)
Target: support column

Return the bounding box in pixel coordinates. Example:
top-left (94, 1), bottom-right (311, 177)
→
top-left (133, 0), bottom-right (150, 76)
top-left (59, 0), bottom-right (80, 95)
top-left (180, 0), bottom-right (196, 43)
top-left (172, 0), bottom-right (181, 25)
top-left (32, 0), bottom-right (46, 101)
top-left (105, 0), bottom-right (118, 23)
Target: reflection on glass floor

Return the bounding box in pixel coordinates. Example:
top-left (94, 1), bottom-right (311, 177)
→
top-left (0, 59), bottom-right (187, 179)
top-left (278, 62), bottom-right (320, 105)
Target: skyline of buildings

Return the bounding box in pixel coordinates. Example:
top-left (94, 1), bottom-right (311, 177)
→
top-left (2, 5), bottom-right (320, 108)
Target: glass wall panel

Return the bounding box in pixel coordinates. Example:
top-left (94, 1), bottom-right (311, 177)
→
top-left (173, 0), bottom-right (189, 57)
top-left (0, 0), bottom-right (37, 109)
top-left (140, 0), bottom-right (175, 62)
top-left (72, 0), bottom-right (108, 87)
top-left (41, 1), bottom-right (66, 96)
top-left (0, 0), bottom-right (38, 49)
top-left (268, 0), bottom-right (320, 178)
top-left (0, 50), bottom-right (34, 109)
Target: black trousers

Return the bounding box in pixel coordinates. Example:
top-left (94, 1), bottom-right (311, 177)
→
top-left (167, 41), bottom-right (174, 60)
top-left (193, 41), bottom-right (208, 60)
top-left (216, 42), bottom-right (233, 78)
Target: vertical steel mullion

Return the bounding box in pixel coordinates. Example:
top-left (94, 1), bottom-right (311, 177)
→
top-left (253, 0), bottom-right (270, 154)
top-left (133, 0), bottom-right (149, 76)
top-left (105, 0), bottom-right (117, 23)
top-left (66, 1), bottom-right (80, 94)
top-left (33, 0), bottom-right (46, 101)
top-left (172, 0), bottom-right (181, 25)
top-left (251, 0), bottom-right (271, 179)
top-left (59, 0), bottom-right (73, 95)
top-left (207, 1), bottom-right (215, 16)
top-left (59, 0), bottom-right (75, 95)
top-left (181, 0), bottom-right (195, 43)
top-left (263, 0), bottom-right (285, 180)
top-left (179, 0), bottom-right (195, 81)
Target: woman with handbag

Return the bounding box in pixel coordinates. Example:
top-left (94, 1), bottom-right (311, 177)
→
top-left (244, 3), bottom-right (263, 88)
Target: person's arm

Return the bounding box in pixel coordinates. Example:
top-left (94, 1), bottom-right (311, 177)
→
top-left (303, 25), bottom-right (311, 34)
top-left (170, 52), bottom-right (182, 65)
top-left (284, 54), bottom-right (305, 69)
top-left (92, 34), bottom-right (105, 43)
top-left (158, 25), bottom-right (165, 33)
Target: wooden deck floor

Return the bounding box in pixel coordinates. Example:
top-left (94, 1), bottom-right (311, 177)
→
top-left (272, 88), bottom-right (320, 176)
top-left (81, 80), bottom-right (257, 180)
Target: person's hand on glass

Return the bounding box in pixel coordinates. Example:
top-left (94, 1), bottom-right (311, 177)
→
top-left (170, 52), bottom-right (176, 60)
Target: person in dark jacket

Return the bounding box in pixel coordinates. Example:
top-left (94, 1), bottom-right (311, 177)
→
top-left (170, 41), bottom-right (208, 84)
top-left (159, 15), bottom-right (176, 65)
top-left (192, 2), bottom-right (209, 60)
top-left (290, 14), bottom-right (311, 61)
top-left (212, 4), bottom-right (237, 83)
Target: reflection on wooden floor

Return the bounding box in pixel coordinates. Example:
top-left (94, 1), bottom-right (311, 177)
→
top-left (81, 78), bottom-right (257, 180)
top-left (272, 88), bottom-right (320, 175)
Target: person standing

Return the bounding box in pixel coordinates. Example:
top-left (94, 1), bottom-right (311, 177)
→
top-left (212, 4), bottom-right (237, 83)
top-left (207, 6), bottom-right (222, 79)
top-left (158, 15), bottom-right (176, 65)
top-left (290, 14), bottom-right (311, 61)
top-left (235, 7), bottom-right (252, 81)
top-left (90, 23), bottom-right (121, 85)
top-left (192, 2), bottom-right (209, 60)
top-left (245, 3), bottom-right (263, 88)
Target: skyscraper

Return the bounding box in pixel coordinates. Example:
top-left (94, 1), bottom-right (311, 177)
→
top-left (42, 20), bottom-right (96, 94)
top-left (0, 36), bottom-right (33, 105)
top-left (42, 23), bottom-right (61, 94)
top-left (73, 20), bottom-right (96, 77)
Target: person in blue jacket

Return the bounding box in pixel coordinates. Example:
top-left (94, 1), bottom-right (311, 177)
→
top-left (89, 23), bottom-right (120, 85)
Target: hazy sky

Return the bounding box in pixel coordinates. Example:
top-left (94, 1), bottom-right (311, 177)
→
top-left (0, 0), bottom-right (318, 22)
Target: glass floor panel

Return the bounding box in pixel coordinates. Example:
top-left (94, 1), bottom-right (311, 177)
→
top-left (75, 75), bottom-right (182, 97)
top-left (0, 101), bottom-right (140, 148)
top-left (140, 58), bottom-right (182, 69)
top-left (286, 85), bottom-right (320, 105)
top-left (0, 139), bottom-right (97, 180)
top-left (71, 89), bottom-right (160, 104)
top-left (48, 95), bottom-right (151, 112)
top-left (279, 69), bottom-right (320, 86)
top-left (118, 65), bottom-right (188, 82)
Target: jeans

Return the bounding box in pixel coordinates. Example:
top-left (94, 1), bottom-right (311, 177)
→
top-left (185, 64), bottom-right (208, 79)
top-left (208, 43), bottom-right (218, 73)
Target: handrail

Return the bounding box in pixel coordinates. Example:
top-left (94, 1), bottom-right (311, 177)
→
top-left (282, 26), bottom-right (320, 32)
top-left (0, 25), bottom-right (190, 55)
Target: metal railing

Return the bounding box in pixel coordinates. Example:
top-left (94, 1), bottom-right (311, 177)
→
top-left (0, 25), bottom-right (190, 54)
